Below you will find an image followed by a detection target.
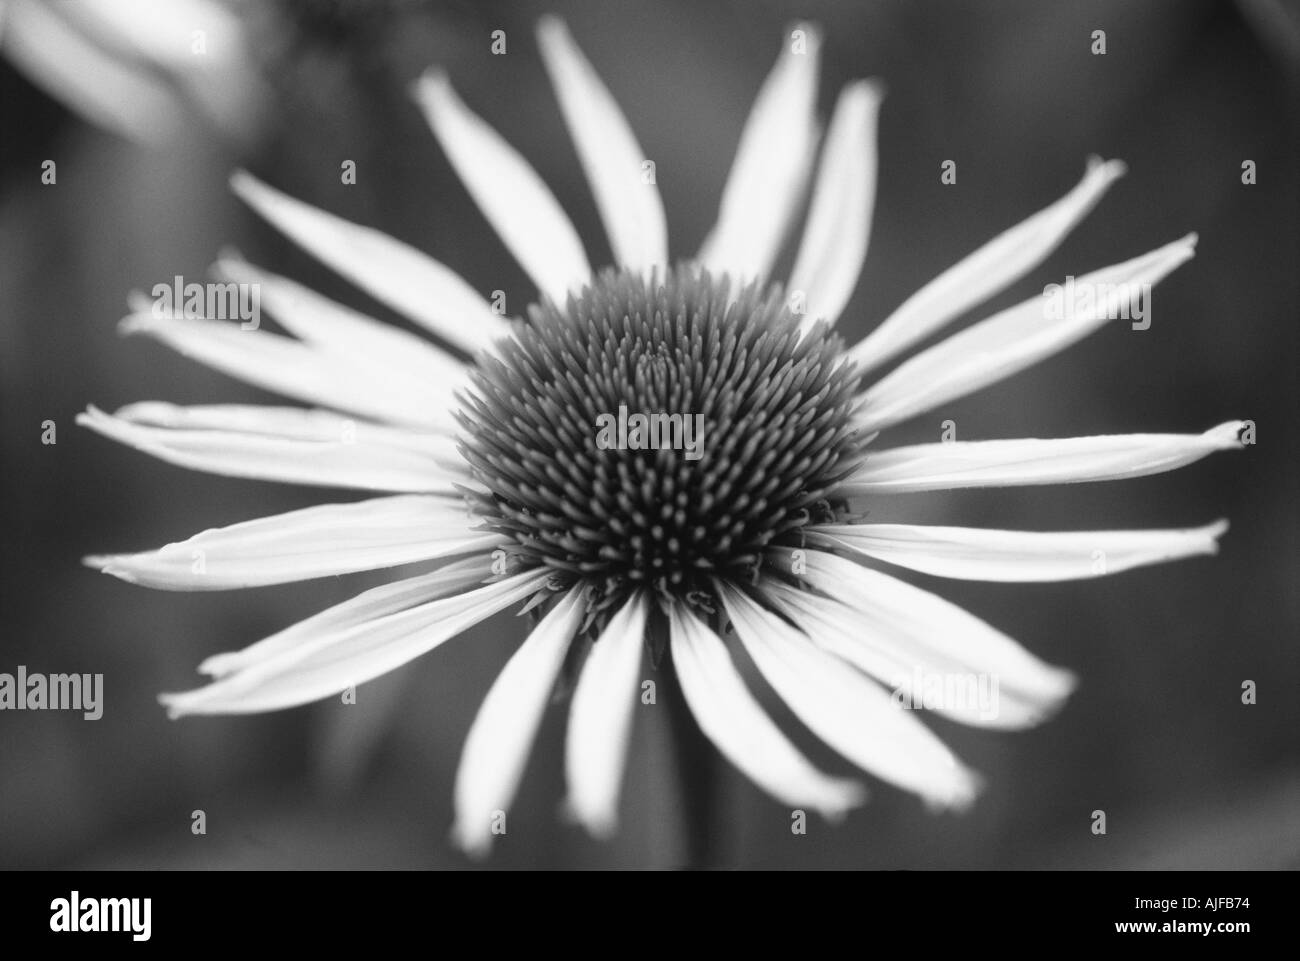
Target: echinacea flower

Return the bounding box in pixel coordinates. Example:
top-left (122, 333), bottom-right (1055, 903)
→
top-left (81, 18), bottom-right (1244, 858)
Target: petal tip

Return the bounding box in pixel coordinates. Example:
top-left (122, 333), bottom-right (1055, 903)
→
top-left (819, 780), bottom-right (870, 822)
top-left (449, 822), bottom-right (492, 861)
top-left (841, 77), bottom-right (886, 111)
top-left (117, 312), bottom-right (156, 336)
top-left (787, 20), bottom-right (823, 48)
top-left (410, 67), bottom-right (451, 104)
top-left (1085, 155), bottom-right (1128, 182)
top-left (1211, 419), bottom-right (1251, 446)
top-left (228, 168), bottom-right (261, 201)
top-left (930, 764), bottom-right (984, 814)
top-left (562, 798), bottom-right (617, 840)
top-left (83, 553), bottom-right (130, 578)
top-left (74, 406), bottom-right (103, 429)
top-left (535, 12), bottom-right (567, 44)
top-left (1203, 518), bottom-right (1231, 549)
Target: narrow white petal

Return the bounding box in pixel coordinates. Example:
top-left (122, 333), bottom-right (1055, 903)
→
top-left (697, 23), bottom-right (821, 283)
top-left (765, 551), bottom-right (1077, 729)
top-left (229, 171), bottom-right (509, 354)
top-left (412, 71), bottom-right (591, 303)
top-left (536, 16), bottom-right (668, 272)
top-left (119, 311), bottom-right (453, 430)
top-left (0, 0), bottom-right (182, 142)
top-left (198, 556), bottom-right (493, 678)
top-left (110, 402), bottom-right (461, 460)
top-left (806, 520), bottom-right (1230, 581)
top-left (78, 405), bottom-right (462, 493)
top-left (719, 584), bottom-right (978, 809)
top-left (73, 0), bottom-right (261, 140)
top-left (841, 421), bottom-right (1246, 495)
top-left (668, 602), bottom-right (866, 819)
top-left (162, 567), bottom-right (551, 716)
top-left (789, 80), bottom-right (883, 329)
top-left (214, 256), bottom-right (469, 387)
top-left (563, 592), bottom-right (650, 838)
top-left (70, 0), bottom-right (244, 73)
top-left (850, 157), bottom-right (1128, 373)
top-left (86, 495), bottom-right (502, 590)
top-left (452, 587), bottom-right (587, 858)
top-left (856, 234), bottom-right (1197, 432)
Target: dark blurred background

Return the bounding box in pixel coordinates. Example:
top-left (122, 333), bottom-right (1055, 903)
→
top-left (1, 0), bottom-right (1296, 869)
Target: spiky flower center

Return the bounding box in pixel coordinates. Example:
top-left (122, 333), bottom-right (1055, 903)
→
top-left (459, 266), bottom-right (865, 622)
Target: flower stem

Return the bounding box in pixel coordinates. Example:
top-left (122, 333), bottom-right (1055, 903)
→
top-left (662, 649), bottom-right (719, 870)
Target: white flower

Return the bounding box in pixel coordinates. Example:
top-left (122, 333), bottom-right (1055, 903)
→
top-left (81, 18), bottom-right (1243, 858)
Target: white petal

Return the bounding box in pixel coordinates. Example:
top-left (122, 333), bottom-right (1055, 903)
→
top-left (789, 80), bottom-right (883, 329)
top-left (78, 405), bottom-right (462, 493)
top-left (86, 495), bottom-right (501, 590)
top-left (0, 0), bottom-right (182, 142)
top-left (849, 157), bottom-right (1128, 373)
top-left (411, 71), bottom-right (591, 303)
top-left (563, 592), bottom-right (649, 838)
top-left (198, 556), bottom-right (493, 678)
top-left (69, 0), bottom-right (259, 138)
top-left (69, 0), bottom-right (244, 73)
top-left (109, 402), bottom-right (460, 460)
top-left (719, 584), bottom-right (978, 809)
top-left (229, 171), bottom-right (509, 355)
top-left (806, 520), bottom-right (1230, 581)
top-left (765, 551), bottom-right (1077, 729)
top-left (668, 602), bottom-right (866, 819)
top-left (452, 587), bottom-right (587, 858)
top-left (214, 256), bottom-right (469, 387)
top-left (697, 23), bottom-right (821, 283)
top-left (119, 311), bottom-right (452, 430)
top-left (536, 16), bottom-right (667, 273)
top-left (162, 567), bottom-right (551, 717)
top-left (840, 421), bottom-right (1246, 494)
top-left (856, 234), bottom-right (1198, 432)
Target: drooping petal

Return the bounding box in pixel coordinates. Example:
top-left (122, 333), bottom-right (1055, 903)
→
top-left (198, 556), bottom-right (493, 678)
top-left (668, 602), bottom-right (866, 819)
top-left (411, 70), bottom-right (592, 304)
top-left (840, 421), bottom-right (1246, 495)
top-left (108, 402), bottom-right (460, 460)
top-left (856, 234), bottom-right (1197, 432)
top-left (214, 256), bottom-right (469, 386)
top-left (78, 405), bottom-right (463, 493)
top-left (563, 592), bottom-right (649, 837)
top-left (536, 16), bottom-right (667, 273)
top-left (161, 567), bottom-right (551, 717)
top-left (229, 171), bottom-right (509, 354)
top-left (719, 583), bottom-right (978, 809)
top-left (85, 495), bottom-right (502, 590)
top-left (806, 520), bottom-right (1230, 581)
top-left (81, 0), bottom-right (262, 133)
top-left (764, 550), bottom-right (1077, 729)
top-left (849, 157), bottom-right (1128, 373)
top-left (118, 311), bottom-right (453, 430)
top-left (789, 80), bottom-right (883, 329)
top-left (67, 0), bottom-right (244, 75)
top-left (452, 587), bottom-right (587, 858)
top-left (697, 23), bottom-right (821, 283)
top-left (0, 0), bottom-right (182, 143)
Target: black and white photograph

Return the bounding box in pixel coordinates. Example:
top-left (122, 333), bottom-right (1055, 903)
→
top-left (0, 0), bottom-right (1295, 911)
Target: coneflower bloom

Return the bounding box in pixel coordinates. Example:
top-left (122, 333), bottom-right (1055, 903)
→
top-left (81, 18), bottom-right (1243, 857)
